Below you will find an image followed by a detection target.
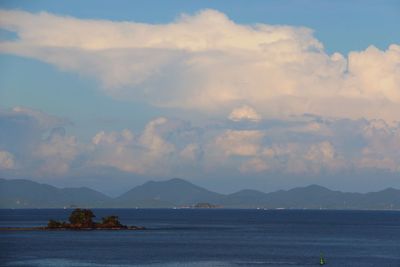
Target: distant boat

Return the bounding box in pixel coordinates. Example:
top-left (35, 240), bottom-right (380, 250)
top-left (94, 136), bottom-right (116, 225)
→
top-left (320, 253), bottom-right (326, 265)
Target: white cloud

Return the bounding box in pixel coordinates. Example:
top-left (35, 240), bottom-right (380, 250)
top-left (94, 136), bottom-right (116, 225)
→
top-left (228, 105), bottom-right (262, 122)
top-left (347, 45), bottom-right (400, 103)
top-left (90, 118), bottom-right (176, 174)
top-left (357, 119), bottom-right (400, 171)
top-left (11, 106), bottom-right (70, 129)
top-left (260, 143), bottom-right (309, 174)
top-left (139, 117), bottom-right (175, 156)
top-left (305, 142), bottom-right (335, 162)
top-left (180, 143), bottom-right (200, 161)
top-left (1, 10), bottom-right (399, 121)
top-left (0, 107), bottom-right (76, 176)
top-left (36, 131), bottom-right (80, 175)
top-left (234, 140), bottom-right (347, 174)
top-left (240, 157), bottom-right (269, 173)
top-left (0, 150), bottom-right (15, 169)
top-left (305, 141), bottom-right (346, 172)
top-left (90, 129), bottom-right (143, 173)
top-left (214, 130), bottom-right (264, 157)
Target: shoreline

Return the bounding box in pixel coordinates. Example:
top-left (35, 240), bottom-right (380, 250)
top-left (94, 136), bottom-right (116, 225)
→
top-left (0, 226), bottom-right (145, 231)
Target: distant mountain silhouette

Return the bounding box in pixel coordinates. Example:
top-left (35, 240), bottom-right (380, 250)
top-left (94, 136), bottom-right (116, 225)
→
top-left (115, 178), bottom-right (223, 206)
top-left (1, 178), bottom-right (399, 210)
top-left (222, 189), bottom-right (270, 208)
top-left (0, 178), bottom-right (110, 208)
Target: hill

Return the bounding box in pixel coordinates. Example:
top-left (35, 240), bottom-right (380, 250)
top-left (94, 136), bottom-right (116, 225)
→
top-left (1, 178), bottom-right (399, 210)
top-left (0, 178), bottom-right (110, 208)
top-left (114, 178), bottom-right (223, 206)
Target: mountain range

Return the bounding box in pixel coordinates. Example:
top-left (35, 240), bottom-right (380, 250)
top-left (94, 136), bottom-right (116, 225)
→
top-left (1, 178), bottom-right (399, 210)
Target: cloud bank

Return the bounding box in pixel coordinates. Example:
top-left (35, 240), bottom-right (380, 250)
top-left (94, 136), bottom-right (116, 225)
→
top-left (1, 107), bottom-right (400, 181)
top-left (1, 9), bottom-right (399, 122)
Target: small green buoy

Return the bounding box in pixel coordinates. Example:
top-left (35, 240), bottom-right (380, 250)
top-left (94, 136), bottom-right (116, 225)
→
top-left (319, 253), bottom-right (326, 265)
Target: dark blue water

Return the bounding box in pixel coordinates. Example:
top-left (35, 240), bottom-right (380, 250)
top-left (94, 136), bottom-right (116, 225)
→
top-left (1, 209), bottom-right (400, 267)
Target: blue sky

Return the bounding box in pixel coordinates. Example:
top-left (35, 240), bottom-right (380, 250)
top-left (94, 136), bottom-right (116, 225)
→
top-left (0, 1), bottom-right (399, 195)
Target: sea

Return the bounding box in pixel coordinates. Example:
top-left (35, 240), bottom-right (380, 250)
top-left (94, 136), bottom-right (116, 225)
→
top-left (1, 209), bottom-right (400, 267)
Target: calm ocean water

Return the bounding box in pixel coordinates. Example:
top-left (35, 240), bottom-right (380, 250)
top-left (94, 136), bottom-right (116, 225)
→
top-left (1, 209), bottom-right (400, 267)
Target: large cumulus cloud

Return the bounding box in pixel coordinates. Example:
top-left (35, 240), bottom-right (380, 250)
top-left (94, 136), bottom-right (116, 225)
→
top-left (1, 9), bottom-right (399, 121)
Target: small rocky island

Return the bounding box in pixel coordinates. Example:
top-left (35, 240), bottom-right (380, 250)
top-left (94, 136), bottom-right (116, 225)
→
top-left (193, 202), bottom-right (219, 208)
top-left (2, 209), bottom-right (145, 231)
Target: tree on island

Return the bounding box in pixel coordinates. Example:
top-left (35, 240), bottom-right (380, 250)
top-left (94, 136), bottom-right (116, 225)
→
top-left (47, 219), bottom-right (63, 229)
top-left (46, 208), bottom-right (144, 230)
top-left (68, 208), bottom-right (95, 228)
top-left (99, 215), bottom-right (123, 228)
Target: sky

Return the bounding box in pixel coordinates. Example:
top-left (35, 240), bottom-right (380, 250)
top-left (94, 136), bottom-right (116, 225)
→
top-left (0, 0), bottom-right (399, 196)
